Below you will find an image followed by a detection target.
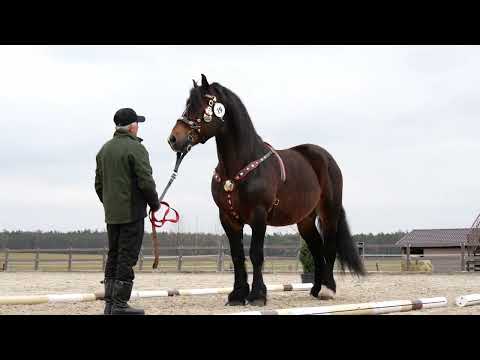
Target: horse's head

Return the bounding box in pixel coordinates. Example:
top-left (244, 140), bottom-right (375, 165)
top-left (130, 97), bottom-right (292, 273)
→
top-left (168, 74), bottom-right (226, 153)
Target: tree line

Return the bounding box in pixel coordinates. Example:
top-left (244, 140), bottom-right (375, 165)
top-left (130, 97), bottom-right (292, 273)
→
top-left (0, 230), bottom-right (407, 256)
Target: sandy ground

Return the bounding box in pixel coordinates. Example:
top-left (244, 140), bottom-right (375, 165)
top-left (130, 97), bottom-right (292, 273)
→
top-left (1, 272), bottom-right (480, 315)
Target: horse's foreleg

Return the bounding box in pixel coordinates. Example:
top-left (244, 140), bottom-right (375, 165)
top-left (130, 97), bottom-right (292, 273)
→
top-left (247, 206), bottom-right (268, 306)
top-left (220, 211), bottom-right (249, 306)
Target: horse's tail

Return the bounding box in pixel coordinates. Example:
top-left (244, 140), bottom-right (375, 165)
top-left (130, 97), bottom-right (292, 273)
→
top-left (336, 207), bottom-right (366, 276)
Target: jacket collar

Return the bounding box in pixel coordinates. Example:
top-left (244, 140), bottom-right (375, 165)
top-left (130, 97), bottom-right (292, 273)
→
top-left (114, 129), bottom-right (143, 143)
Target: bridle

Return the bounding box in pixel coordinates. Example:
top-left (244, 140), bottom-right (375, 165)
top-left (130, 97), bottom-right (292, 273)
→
top-left (176, 94), bottom-right (226, 147)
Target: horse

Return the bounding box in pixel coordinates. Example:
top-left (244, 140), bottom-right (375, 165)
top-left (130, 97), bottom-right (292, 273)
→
top-left (168, 74), bottom-right (365, 306)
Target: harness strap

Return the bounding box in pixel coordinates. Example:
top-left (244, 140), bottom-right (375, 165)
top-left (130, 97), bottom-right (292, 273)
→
top-left (264, 142), bottom-right (286, 183)
top-left (215, 142), bottom-right (286, 184)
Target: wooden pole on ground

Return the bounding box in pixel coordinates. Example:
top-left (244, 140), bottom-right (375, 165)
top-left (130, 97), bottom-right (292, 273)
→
top-left (228, 297), bottom-right (448, 315)
top-left (456, 293), bottom-right (480, 307)
top-left (0, 283), bottom-right (313, 305)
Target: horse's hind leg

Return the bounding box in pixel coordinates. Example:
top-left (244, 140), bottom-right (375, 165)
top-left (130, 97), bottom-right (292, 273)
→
top-left (317, 214), bottom-right (338, 299)
top-left (314, 195), bottom-right (342, 299)
top-left (297, 212), bottom-right (327, 298)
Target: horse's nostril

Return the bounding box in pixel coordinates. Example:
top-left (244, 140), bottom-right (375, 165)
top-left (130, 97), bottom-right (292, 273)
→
top-left (169, 135), bottom-right (176, 144)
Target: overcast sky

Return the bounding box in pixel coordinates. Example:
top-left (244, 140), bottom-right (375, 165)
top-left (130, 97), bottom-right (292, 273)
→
top-left (0, 45), bottom-right (479, 235)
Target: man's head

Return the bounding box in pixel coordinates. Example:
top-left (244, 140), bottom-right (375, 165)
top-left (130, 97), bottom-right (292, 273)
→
top-left (114, 108), bottom-right (145, 136)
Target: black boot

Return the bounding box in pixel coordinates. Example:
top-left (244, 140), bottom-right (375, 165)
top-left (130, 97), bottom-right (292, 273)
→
top-left (103, 278), bottom-right (115, 315)
top-left (111, 280), bottom-right (145, 315)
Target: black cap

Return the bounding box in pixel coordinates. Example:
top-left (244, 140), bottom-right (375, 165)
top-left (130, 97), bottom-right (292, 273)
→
top-left (114, 108), bottom-right (146, 126)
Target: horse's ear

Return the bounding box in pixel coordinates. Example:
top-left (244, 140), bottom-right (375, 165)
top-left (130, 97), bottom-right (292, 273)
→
top-left (192, 79), bottom-right (198, 88)
top-left (201, 74), bottom-right (210, 88)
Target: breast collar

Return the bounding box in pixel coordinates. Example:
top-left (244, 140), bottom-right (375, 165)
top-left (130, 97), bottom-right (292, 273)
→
top-left (213, 142), bottom-right (286, 221)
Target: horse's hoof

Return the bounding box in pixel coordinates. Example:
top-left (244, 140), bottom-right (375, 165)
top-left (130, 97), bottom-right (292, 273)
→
top-left (319, 286), bottom-right (336, 300)
top-left (247, 291), bottom-right (267, 306)
top-left (310, 286), bottom-right (321, 298)
top-left (225, 300), bottom-right (246, 306)
top-left (226, 286), bottom-right (249, 306)
top-left (247, 298), bottom-right (267, 307)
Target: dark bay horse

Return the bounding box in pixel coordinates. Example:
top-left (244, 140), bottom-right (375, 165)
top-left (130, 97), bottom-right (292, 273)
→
top-left (168, 74), bottom-right (365, 306)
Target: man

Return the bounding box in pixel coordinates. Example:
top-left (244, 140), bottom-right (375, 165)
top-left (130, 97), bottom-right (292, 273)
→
top-left (95, 108), bottom-right (160, 315)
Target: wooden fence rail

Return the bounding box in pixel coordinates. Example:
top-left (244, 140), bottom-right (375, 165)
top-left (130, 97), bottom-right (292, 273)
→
top-left (1, 243), bottom-right (466, 273)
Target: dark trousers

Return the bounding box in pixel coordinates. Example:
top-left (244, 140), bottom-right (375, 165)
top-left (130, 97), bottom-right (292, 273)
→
top-left (105, 219), bottom-right (144, 282)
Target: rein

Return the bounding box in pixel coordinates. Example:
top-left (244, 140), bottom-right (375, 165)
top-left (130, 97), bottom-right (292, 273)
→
top-left (149, 151), bottom-right (187, 269)
top-left (149, 93), bottom-right (224, 269)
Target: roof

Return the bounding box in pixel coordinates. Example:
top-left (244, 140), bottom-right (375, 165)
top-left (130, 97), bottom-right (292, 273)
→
top-left (395, 229), bottom-right (470, 248)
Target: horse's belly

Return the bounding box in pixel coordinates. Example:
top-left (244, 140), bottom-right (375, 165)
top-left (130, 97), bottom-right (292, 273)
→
top-left (267, 157), bottom-right (321, 226)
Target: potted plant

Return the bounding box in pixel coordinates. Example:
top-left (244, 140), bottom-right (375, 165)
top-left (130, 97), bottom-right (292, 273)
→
top-left (299, 240), bottom-right (314, 283)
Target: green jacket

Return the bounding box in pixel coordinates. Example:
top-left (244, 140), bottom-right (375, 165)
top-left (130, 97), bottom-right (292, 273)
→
top-left (95, 129), bottom-right (160, 224)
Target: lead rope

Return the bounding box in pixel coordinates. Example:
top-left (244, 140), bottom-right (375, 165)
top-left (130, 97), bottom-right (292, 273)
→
top-left (149, 151), bottom-right (187, 269)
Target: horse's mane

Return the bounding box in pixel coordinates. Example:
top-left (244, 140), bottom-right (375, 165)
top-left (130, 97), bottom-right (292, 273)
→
top-left (187, 82), bottom-right (265, 159)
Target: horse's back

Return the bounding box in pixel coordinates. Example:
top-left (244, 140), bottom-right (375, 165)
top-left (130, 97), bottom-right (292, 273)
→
top-left (289, 144), bottom-right (335, 163)
top-left (288, 143), bottom-right (343, 204)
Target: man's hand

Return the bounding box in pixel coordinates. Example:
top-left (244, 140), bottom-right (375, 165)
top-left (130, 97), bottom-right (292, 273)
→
top-left (150, 202), bottom-right (160, 213)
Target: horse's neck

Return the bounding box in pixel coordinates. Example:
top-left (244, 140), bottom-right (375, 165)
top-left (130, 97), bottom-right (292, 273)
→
top-left (215, 115), bottom-right (265, 178)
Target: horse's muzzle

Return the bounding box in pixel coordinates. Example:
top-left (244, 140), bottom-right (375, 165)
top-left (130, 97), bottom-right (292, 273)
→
top-left (167, 134), bottom-right (193, 153)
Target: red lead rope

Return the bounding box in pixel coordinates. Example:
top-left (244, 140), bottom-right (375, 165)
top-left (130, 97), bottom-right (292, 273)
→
top-left (149, 201), bottom-right (180, 270)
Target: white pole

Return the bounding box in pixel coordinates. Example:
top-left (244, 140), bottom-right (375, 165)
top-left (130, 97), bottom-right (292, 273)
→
top-left (456, 294), bottom-right (480, 307)
top-left (227, 297), bottom-right (448, 315)
top-left (0, 283), bottom-right (313, 306)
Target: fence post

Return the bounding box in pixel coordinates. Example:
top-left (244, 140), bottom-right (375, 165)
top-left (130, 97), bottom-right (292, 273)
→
top-left (68, 247), bottom-right (72, 272)
top-left (102, 247), bottom-right (107, 271)
top-left (177, 253), bottom-right (183, 272)
top-left (217, 237), bottom-right (223, 272)
top-left (139, 246), bottom-right (144, 271)
top-left (177, 238), bottom-right (183, 272)
top-left (176, 222), bottom-right (182, 272)
top-left (295, 243), bottom-right (300, 273)
top-left (220, 237), bottom-right (225, 272)
top-left (358, 242), bottom-right (365, 262)
top-left (4, 248), bottom-right (9, 272)
top-left (461, 242), bottom-right (466, 271)
top-left (34, 248), bottom-right (40, 271)
top-left (406, 243), bottom-right (411, 271)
